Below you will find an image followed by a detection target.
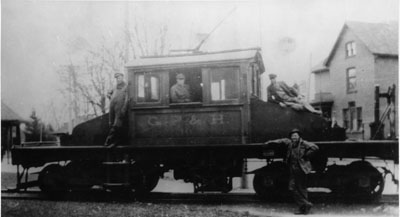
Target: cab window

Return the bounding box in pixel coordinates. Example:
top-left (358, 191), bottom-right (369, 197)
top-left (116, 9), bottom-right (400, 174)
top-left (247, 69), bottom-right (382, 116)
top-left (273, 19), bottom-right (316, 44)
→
top-left (251, 64), bottom-right (261, 97)
top-left (169, 68), bottom-right (202, 103)
top-left (136, 72), bottom-right (160, 103)
top-left (210, 67), bottom-right (239, 101)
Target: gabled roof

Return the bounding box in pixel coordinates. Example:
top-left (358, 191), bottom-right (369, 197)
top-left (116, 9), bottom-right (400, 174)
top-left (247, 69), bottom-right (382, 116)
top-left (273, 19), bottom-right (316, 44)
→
top-left (325, 21), bottom-right (398, 66)
top-left (1, 101), bottom-right (24, 122)
top-left (311, 58), bottom-right (329, 74)
top-left (126, 48), bottom-right (265, 72)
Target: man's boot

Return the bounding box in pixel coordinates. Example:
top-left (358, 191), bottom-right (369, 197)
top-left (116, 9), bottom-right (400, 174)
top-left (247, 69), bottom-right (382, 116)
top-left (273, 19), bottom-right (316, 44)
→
top-left (303, 203), bottom-right (312, 214)
top-left (294, 205), bottom-right (306, 215)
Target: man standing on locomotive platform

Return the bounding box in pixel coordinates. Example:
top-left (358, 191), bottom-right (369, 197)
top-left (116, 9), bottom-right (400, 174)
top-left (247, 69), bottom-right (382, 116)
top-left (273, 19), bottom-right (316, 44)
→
top-left (264, 129), bottom-right (319, 215)
top-left (105, 72), bottom-right (129, 148)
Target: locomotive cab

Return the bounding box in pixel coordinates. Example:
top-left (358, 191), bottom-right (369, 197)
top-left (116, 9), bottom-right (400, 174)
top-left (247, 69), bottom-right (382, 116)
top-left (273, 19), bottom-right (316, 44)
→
top-left (126, 48), bottom-right (265, 147)
top-left (126, 48), bottom-right (335, 148)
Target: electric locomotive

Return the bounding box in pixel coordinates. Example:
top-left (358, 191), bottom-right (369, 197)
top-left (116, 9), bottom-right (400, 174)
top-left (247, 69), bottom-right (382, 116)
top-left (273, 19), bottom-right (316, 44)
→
top-left (10, 48), bottom-right (397, 200)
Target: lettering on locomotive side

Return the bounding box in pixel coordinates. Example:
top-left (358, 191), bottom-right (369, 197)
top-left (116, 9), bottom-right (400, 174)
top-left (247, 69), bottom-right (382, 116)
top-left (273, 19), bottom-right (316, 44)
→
top-left (135, 111), bottom-right (240, 138)
top-left (146, 114), bottom-right (224, 128)
top-left (210, 114), bottom-right (224, 125)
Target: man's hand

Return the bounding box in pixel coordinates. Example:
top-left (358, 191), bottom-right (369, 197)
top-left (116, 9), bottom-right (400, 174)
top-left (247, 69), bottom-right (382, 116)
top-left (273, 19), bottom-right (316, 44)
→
top-left (107, 90), bottom-right (113, 99)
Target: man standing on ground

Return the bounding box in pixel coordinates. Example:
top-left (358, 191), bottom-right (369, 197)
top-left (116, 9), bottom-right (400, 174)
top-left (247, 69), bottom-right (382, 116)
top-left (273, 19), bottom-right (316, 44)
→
top-left (265, 129), bottom-right (319, 215)
top-left (105, 72), bottom-right (128, 147)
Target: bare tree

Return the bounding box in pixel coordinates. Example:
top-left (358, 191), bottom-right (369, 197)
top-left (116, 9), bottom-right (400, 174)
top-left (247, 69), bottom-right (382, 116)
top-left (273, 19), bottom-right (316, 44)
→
top-left (58, 54), bottom-right (111, 118)
top-left (128, 17), bottom-right (170, 57)
top-left (39, 99), bottom-right (69, 131)
top-left (57, 17), bottom-right (170, 127)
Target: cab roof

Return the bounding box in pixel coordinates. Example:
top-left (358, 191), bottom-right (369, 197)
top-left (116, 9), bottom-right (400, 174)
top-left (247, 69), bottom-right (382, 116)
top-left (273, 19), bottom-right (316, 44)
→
top-left (126, 48), bottom-right (265, 72)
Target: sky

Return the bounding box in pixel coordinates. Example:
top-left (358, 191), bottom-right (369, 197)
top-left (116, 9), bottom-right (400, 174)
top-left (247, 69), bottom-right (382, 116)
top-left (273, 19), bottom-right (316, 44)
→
top-left (1, 0), bottom-right (398, 126)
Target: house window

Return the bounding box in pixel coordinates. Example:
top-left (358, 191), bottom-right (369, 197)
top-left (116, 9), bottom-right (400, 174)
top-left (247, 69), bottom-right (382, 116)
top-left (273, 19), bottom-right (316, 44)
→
top-left (346, 68), bottom-right (356, 93)
top-left (343, 102), bottom-right (362, 132)
top-left (345, 41), bottom-right (356, 57)
top-left (357, 107), bottom-right (363, 131)
top-left (343, 108), bottom-right (349, 129)
top-left (136, 72), bottom-right (160, 103)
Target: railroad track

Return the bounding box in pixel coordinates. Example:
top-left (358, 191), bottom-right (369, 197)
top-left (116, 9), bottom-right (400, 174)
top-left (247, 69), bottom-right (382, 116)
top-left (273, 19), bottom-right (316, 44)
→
top-left (2, 189), bottom-right (398, 205)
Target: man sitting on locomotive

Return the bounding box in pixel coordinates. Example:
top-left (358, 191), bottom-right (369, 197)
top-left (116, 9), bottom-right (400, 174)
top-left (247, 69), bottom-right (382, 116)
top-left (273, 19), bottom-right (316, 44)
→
top-left (105, 72), bottom-right (128, 148)
top-left (170, 73), bottom-right (192, 103)
top-left (265, 129), bottom-right (319, 215)
top-left (267, 73), bottom-right (321, 114)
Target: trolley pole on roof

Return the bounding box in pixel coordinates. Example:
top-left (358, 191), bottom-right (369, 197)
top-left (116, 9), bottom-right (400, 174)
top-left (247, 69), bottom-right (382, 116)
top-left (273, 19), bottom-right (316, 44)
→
top-left (169, 7), bottom-right (236, 54)
top-left (192, 7), bottom-right (236, 52)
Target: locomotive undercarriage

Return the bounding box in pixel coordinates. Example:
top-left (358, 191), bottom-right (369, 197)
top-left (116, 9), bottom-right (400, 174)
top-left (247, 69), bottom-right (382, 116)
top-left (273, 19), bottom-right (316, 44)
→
top-left (32, 158), bottom-right (164, 197)
top-left (16, 156), bottom-right (389, 202)
top-left (252, 159), bottom-right (388, 201)
top-left (14, 151), bottom-right (244, 197)
top-left (172, 158), bottom-right (243, 193)
top-left (10, 143), bottom-right (397, 201)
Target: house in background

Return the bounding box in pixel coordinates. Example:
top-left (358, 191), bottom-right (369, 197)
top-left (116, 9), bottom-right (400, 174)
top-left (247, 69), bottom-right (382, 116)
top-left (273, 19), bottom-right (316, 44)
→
top-left (1, 101), bottom-right (25, 162)
top-left (311, 21), bottom-right (398, 140)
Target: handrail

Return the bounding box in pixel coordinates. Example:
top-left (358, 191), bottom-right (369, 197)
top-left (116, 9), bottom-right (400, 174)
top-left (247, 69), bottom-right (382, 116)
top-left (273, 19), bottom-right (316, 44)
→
top-left (20, 141), bottom-right (59, 147)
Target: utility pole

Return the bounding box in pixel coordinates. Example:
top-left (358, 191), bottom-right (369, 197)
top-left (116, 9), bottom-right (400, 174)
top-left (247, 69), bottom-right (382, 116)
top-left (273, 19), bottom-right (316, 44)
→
top-left (307, 53), bottom-right (312, 102)
top-left (124, 1), bottom-right (130, 63)
top-left (65, 60), bottom-right (78, 134)
top-left (68, 64), bottom-right (72, 134)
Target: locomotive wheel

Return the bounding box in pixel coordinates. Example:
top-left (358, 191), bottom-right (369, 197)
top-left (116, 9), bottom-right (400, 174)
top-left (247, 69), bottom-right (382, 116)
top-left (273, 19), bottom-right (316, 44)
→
top-left (64, 161), bottom-right (98, 190)
top-left (325, 164), bottom-right (347, 194)
top-left (253, 162), bottom-right (289, 200)
top-left (131, 164), bottom-right (159, 195)
top-left (38, 164), bottom-right (68, 196)
top-left (135, 173), bottom-right (159, 195)
top-left (345, 161), bottom-right (385, 201)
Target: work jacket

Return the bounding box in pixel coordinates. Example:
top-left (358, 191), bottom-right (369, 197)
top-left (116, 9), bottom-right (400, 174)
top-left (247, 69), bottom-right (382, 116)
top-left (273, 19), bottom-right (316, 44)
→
top-left (108, 81), bottom-right (128, 126)
top-left (267, 81), bottom-right (299, 103)
top-left (170, 83), bottom-right (191, 103)
top-left (268, 138), bottom-right (319, 174)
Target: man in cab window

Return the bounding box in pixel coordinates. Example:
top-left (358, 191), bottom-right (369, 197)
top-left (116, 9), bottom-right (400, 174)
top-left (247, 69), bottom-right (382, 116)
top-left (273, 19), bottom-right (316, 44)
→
top-left (170, 73), bottom-right (192, 103)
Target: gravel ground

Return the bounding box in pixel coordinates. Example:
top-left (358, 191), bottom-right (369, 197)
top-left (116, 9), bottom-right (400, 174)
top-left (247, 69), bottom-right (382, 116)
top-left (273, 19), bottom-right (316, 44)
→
top-left (2, 171), bottom-right (399, 217)
top-left (2, 172), bottom-right (39, 190)
top-left (2, 200), bottom-right (259, 217)
top-left (2, 198), bottom-right (398, 217)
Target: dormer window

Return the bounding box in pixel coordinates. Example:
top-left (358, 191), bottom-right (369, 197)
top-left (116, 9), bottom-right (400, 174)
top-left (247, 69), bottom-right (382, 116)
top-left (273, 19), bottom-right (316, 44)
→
top-left (345, 41), bottom-right (356, 57)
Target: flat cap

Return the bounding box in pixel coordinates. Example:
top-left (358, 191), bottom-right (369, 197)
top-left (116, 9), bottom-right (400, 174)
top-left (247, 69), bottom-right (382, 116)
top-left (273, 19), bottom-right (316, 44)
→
top-left (269, 73), bottom-right (277, 79)
top-left (114, 72), bottom-right (124, 78)
top-left (176, 73), bottom-right (185, 79)
top-left (288, 128), bottom-right (302, 137)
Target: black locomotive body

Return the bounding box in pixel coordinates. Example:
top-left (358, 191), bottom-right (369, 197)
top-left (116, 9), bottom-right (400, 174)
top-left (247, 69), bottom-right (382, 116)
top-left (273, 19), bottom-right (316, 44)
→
top-left (11, 48), bottom-right (397, 200)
